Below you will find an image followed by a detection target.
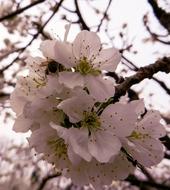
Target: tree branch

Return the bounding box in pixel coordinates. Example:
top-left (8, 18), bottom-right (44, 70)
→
top-left (74, 0), bottom-right (89, 30)
top-left (98, 56), bottom-right (170, 114)
top-left (0, 0), bottom-right (46, 22)
top-left (96, 0), bottom-right (112, 32)
top-left (0, 0), bottom-right (64, 74)
top-left (36, 172), bottom-right (61, 190)
top-left (148, 0), bottom-right (170, 33)
top-left (127, 176), bottom-right (170, 190)
top-left (122, 55), bottom-right (170, 96)
top-left (114, 57), bottom-right (170, 100)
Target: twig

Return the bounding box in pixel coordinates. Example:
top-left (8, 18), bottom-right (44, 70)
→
top-left (98, 56), bottom-right (170, 114)
top-left (127, 176), bottom-right (170, 190)
top-left (74, 0), bottom-right (89, 30)
top-left (143, 14), bottom-right (170, 45)
top-left (0, 0), bottom-right (64, 74)
top-left (96, 0), bottom-right (112, 32)
top-left (36, 172), bottom-right (61, 190)
top-left (148, 0), bottom-right (170, 33)
top-left (114, 56), bottom-right (170, 100)
top-left (122, 55), bottom-right (170, 95)
top-left (0, 0), bottom-right (46, 22)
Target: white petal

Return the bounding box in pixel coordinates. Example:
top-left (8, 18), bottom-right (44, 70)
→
top-left (101, 102), bottom-right (137, 137)
top-left (10, 88), bottom-right (28, 115)
top-left (53, 124), bottom-right (92, 162)
top-left (137, 110), bottom-right (166, 138)
top-left (100, 153), bottom-right (134, 181)
top-left (53, 41), bottom-right (76, 68)
top-left (38, 75), bottom-right (63, 96)
top-left (67, 128), bottom-right (92, 162)
top-left (40, 40), bottom-right (57, 60)
top-left (59, 71), bottom-right (84, 89)
top-left (73, 30), bottom-right (101, 60)
top-left (25, 56), bottom-right (45, 71)
top-left (130, 99), bottom-right (145, 115)
top-left (123, 137), bottom-right (164, 167)
top-left (65, 161), bottom-right (90, 186)
top-left (86, 75), bottom-right (115, 102)
top-left (67, 146), bottom-right (82, 165)
top-left (13, 114), bottom-right (33, 132)
top-left (88, 130), bottom-right (121, 163)
top-left (93, 47), bottom-right (121, 72)
top-left (57, 95), bottom-right (95, 123)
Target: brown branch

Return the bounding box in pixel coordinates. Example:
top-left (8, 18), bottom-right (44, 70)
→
top-left (0, 0), bottom-right (64, 74)
top-left (122, 55), bottom-right (170, 96)
top-left (36, 172), bottom-right (61, 190)
top-left (74, 0), bottom-right (90, 30)
top-left (127, 176), bottom-right (170, 190)
top-left (96, 0), bottom-right (112, 32)
top-left (0, 48), bottom-right (24, 61)
top-left (114, 57), bottom-right (170, 101)
top-left (98, 56), bottom-right (170, 114)
top-left (148, 0), bottom-right (170, 33)
top-left (0, 0), bottom-right (46, 22)
top-left (143, 14), bottom-right (170, 45)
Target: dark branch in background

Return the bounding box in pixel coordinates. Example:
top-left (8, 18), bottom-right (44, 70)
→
top-left (143, 14), bottom-right (170, 45)
top-left (98, 56), bottom-right (170, 114)
top-left (114, 56), bottom-right (170, 101)
top-left (0, 0), bottom-right (64, 75)
top-left (122, 55), bottom-right (170, 96)
top-left (148, 0), bottom-right (170, 33)
top-left (74, 0), bottom-right (90, 30)
top-left (126, 175), bottom-right (170, 190)
top-left (0, 0), bottom-right (46, 22)
top-left (96, 0), bottom-right (112, 32)
top-left (36, 172), bottom-right (61, 190)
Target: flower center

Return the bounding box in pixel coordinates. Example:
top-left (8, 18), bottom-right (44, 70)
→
top-left (129, 131), bottom-right (149, 140)
top-left (32, 77), bottom-right (46, 88)
top-left (75, 57), bottom-right (101, 76)
top-left (81, 111), bottom-right (101, 133)
top-left (48, 138), bottom-right (67, 158)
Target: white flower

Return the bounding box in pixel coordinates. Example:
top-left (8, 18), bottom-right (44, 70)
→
top-left (64, 153), bottom-right (134, 190)
top-left (41, 30), bottom-right (121, 101)
top-left (13, 74), bottom-right (75, 133)
top-left (51, 94), bottom-right (140, 163)
top-left (28, 125), bottom-right (81, 169)
top-left (121, 110), bottom-right (166, 167)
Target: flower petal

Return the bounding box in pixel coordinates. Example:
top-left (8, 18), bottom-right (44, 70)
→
top-left (93, 47), bottom-right (121, 72)
top-left (40, 40), bottom-right (57, 60)
top-left (13, 114), bottom-right (34, 132)
top-left (57, 95), bottom-right (95, 123)
top-left (137, 110), bottom-right (166, 138)
top-left (52, 124), bottom-right (92, 162)
top-left (88, 130), bottom-right (121, 163)
top-left (101, 102), bottom-right (138, 137)
top-left (67, 146), bottom-right (82, 165)
top-left (73, 30), bottom-right (101, 60)
top-left (122, 137), bottom-right (164, 167)
top-left (86, 75), bottom-right (115, 102)
top-left (59, 71), bottom-right (84, 89)
top-left (53, 41), bottom-right (76, 68)
top-left (68, 128), bottom-right (92, 162)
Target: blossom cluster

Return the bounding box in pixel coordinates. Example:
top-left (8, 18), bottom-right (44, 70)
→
top-left (11, 28), bottom-right (166, 189)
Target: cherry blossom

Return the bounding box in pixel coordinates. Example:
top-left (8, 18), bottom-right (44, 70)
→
top-left (41, 30), bottom-right (121, 101)
top-left (51, 94), bottom-right (142, 163)
top-left (121, 110), bottom-right (166, 167)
